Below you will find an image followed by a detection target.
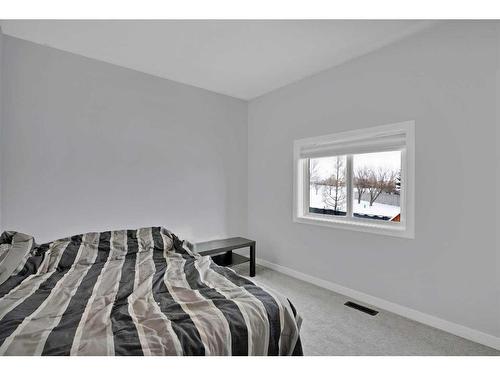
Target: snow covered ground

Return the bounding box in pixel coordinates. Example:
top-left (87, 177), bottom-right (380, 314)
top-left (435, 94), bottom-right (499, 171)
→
top-left (309, 185), bottom-right (400, 218)
top-left (352, 200), bottom-right (400, 218)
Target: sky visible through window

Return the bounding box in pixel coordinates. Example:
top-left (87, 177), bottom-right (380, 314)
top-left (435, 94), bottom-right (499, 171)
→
top-left (312, 151), bottom-right (400, 180)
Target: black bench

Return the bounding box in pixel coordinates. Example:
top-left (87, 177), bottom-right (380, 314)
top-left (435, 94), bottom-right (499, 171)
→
top-left (193, 237), bottom-right (256, 277)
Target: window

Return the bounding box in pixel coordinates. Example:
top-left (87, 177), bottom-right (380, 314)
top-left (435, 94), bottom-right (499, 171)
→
top-left (293, 121), bottom-right (415, 238)
top-left (352, 151), bottom-right (401, 221)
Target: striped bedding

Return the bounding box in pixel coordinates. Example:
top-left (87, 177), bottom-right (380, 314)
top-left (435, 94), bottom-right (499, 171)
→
top-left (0, 227), bottom-right (302, 356)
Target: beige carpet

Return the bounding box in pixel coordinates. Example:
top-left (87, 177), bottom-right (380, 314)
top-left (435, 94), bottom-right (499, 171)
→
top-left (232, 263), bottom-right (499, 356)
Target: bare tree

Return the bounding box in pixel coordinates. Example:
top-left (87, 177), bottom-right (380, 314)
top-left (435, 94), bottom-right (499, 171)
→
top-left (322, 157), bottom-right (346, 212)
top-left (367, 168), bottom-right (397, 206)
top-left (309, 159), bottom-right (321, 194)
top-left (395, 170), bottom-right (401, 195)
top-left (353, 167), bottom-right (370, 204)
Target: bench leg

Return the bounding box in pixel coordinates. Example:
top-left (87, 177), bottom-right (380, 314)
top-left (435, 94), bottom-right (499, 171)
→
top-left (250, 243), bottom-right (256, 277)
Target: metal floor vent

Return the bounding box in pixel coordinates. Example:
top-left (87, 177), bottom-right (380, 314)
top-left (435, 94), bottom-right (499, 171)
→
top-left (344, 301), bottom-right (379, 316)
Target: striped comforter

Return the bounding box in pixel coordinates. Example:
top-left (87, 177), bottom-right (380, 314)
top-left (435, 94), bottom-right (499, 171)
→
top-left (0, 227), bottom-right (302, 356)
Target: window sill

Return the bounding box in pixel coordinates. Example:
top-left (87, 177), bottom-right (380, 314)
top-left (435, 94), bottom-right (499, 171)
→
top-left (293, 214), bottom-right (414, 239)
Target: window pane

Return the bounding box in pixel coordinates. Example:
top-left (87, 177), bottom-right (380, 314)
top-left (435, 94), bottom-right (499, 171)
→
top-left (309, 156), bottom-right (347, 216)
top-left (352, 151), bottom-right (401, 221)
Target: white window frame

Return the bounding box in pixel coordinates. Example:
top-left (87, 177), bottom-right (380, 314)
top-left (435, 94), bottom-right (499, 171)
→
top-left (293, 121), bottom-right (415, 239)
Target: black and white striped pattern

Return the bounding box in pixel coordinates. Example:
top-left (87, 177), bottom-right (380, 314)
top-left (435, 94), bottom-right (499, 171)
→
top-left (0, 227), bottom-right (302, 356)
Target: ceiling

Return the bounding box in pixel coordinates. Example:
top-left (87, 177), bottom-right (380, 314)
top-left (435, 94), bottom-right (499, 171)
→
top-left (0, 20), bottom-right (436, 100)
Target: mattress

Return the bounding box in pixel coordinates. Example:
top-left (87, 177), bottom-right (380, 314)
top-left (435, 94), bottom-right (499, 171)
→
top-left (0, 227), bottom-right (302, 355)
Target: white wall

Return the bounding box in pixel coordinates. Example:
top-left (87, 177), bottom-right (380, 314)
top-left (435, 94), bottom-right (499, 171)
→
top-left (1, 35), bottom-right (248, 244)
top-left (248, 21), bottom-right (499, 338)
top-left (0, 30), bottom-right (3, 230)
top-left (496, 22), bottom-right (500, 342)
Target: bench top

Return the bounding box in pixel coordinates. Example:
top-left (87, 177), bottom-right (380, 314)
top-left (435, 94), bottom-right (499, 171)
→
top-left (194, 237), bottom-right (255, 256)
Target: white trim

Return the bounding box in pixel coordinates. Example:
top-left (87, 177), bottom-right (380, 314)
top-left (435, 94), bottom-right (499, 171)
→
top-left (256, 257), bottom-right (500, 351)
top-left (293, 120), bottom-right (415, 239)
top-left (294, 214), bottom-right (410, 238)
top-left (345, 154), bottom-right (353, 218)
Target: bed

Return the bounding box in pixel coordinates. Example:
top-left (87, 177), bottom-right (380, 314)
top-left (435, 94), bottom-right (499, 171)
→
top-left (0, 227), bottom-right (302, 356)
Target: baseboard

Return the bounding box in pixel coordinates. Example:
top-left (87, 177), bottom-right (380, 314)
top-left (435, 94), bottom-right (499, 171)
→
top-left (256, 257), bottom-right (500, 351)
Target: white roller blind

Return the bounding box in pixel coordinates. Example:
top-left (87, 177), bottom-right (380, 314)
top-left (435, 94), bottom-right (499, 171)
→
top-left (299, 132), bottom-right (406, 159)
